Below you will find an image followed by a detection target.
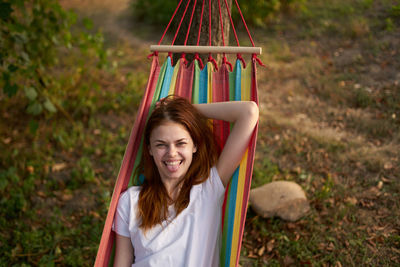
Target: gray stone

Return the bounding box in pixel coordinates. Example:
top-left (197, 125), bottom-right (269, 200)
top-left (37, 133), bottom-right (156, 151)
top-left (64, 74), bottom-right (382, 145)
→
top-left (249, 181), bottom-right (310, 221)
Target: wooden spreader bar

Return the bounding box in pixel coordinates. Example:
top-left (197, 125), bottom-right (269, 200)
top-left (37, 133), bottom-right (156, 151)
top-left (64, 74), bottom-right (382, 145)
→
top-left (150, 45), bottom-right (262, 55)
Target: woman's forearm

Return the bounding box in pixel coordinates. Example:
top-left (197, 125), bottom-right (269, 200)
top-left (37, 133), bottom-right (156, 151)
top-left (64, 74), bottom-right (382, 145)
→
top-left (193, 101), bottom-right (259, 123)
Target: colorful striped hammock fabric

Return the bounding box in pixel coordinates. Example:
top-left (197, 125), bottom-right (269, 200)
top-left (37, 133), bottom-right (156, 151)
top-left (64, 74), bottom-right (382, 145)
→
top-left (95, 56), bottom-right (259, 267)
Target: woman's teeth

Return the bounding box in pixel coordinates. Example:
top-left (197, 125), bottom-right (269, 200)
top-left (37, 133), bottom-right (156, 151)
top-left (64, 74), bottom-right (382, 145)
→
top-left (165, 160), bottom-right (181, 166)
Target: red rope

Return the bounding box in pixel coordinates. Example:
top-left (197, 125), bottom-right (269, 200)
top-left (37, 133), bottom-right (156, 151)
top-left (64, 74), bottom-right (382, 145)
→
top-left (184, 0), bottom-right (198, 45)
top-left (217, 0), bottom-right (233, 70)
top-left (157, 0), bottom-right (184, 45)
top-left (234, 0), bottom-right (265, 67)
top-left (233, 0), bottom-right (255, 47)
top-left (252, 54), bottom-right (266, 67)
top-left (223, 0), bottom-right (247, 66)
top-left (237, 53), bottom-right (246, 68)
top-left (194, 53), bottom-right (204, 69)
top-left (208, 54), bottom-right (218, 70)
top-left (181, 52), bottom-right (188, 65)
top-left (207, 0), bottom-right (217, 70)
top-left (223, 56), bottom-right (233, 72)
top-left (223, 0), bottom-right (239, 47)
top-left (168, 52), bottom-right (173, 65)
top-left (172, 0), bottom-right (192, 45)
top-left (217, 0), bottom-right (226, 47)
top-left (147, 51), bottom-right (158, 59)
top-left (196, 0), bottom-right (205, 46)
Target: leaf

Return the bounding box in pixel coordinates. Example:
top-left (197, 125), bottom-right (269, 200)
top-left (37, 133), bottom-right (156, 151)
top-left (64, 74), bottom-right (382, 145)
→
top-left (8, 64), bottom-right (18, 72)
top-left (26, 101), bottom-right (43, 115)
top-left (83, 17), bottom-right (93, 30)
top-left (29, 120), bottom-right (39, 135)
top-left (52, 163), bottom-right (67, 172)
top-left (0, 171), bottom-right (8, 191)
top-left (267, 239), bottom-right (275, 252)
top-left (3, 81), bottom-right (18, 97)
top-left (44, 98), bottom-right (57, 113)
top-left (24, 87), bottom-right (38, 101)
top-left (0, 1), bottom-right (13, 21)
top-left (257, 245), bottom-right (265, 256)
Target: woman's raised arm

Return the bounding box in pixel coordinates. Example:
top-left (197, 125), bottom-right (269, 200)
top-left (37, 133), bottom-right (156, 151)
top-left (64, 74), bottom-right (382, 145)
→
top-left (194, 101), bottom-right (259, 187)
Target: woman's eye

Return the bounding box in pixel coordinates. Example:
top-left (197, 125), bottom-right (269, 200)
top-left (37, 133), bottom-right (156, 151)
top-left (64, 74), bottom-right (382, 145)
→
top-left (177, 142), bottom-right (186, 146)
top-left (156, 144), bottom-right (166, 147)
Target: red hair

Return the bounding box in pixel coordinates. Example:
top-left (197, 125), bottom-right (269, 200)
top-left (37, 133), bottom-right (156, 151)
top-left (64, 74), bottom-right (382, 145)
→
top-left (136, 96), bottom-right (218, 231)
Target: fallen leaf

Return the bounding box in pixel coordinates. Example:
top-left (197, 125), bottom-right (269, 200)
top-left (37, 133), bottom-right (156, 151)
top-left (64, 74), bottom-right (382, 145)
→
top-left (90, 211), bottom-right (101, 219)
top-left (377, 181), bottom-right (383, 190)
top-left (26, 166), bottom-right (34, 174)
top-left (383, 162), bottom-right (393, 170)
top-left (257, 246), bottom-right (265, 256)
top-left (287, 222), bottom-right (296, 230)
top-left (267, 239), bottom-right (275, 252)
top-left (283, 255), bottom-right (295, 265)
top-left (3, 137), bottom-right (11, 144)
top-left (345, 197), bottom-right (357, 205)
top-left (248, 251), bottom-right (258, 259)
top-left (52, 163), bottom-right (67, 172)
top-left (326, 242), bottom-right (335, 251)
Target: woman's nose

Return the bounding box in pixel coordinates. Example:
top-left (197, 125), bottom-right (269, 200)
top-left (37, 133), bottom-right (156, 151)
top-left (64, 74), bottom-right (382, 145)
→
top-left (167, 145), bottom-right (177, 156)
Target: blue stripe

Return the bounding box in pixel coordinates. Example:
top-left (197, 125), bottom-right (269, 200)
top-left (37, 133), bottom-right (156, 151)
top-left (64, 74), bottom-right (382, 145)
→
top-left (224, 168), bottom-right (239, 267)
top-left (199, 65), bottom-right (208, 104)
top-left (224, 61), bottom-right (242, 267)
top-left (235, 60), bottom-right (242, 100)
top-left (160, 57), bottom-right (174, 99)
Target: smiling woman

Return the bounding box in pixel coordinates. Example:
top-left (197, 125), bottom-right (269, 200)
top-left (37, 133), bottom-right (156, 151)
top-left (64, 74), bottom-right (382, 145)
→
top-left (112, 96), bottom-right (258, 267)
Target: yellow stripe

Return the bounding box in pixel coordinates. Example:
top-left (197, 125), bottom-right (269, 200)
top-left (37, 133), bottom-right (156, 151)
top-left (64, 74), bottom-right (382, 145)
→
top-left (207, 62), bottom-right (213, 103)
top-left (168, 60), bottom-right (180, 95)
top-left (230, 151), bottom-right (248, 265)
top-left (241, 64), bottom-right (252, 101)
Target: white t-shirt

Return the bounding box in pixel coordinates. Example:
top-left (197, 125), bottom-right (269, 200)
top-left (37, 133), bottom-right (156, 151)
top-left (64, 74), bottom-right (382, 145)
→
top-left (113, 167), bottom-right (225, 267)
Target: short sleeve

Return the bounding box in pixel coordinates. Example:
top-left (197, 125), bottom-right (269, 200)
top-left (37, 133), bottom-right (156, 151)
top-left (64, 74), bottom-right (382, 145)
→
top-left (112, 191), bottom-right (131, 237)
top-left (208, 166), bottom-right (225, 198)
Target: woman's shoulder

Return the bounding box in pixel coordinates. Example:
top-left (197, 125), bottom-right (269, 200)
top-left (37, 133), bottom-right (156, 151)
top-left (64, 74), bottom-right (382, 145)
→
top-left (119, 186), bottom-right (141, 202)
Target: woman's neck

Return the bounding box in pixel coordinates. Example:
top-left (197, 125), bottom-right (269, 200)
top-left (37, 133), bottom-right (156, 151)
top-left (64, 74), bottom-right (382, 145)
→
top-left (163, 180), bottom-right (183, 204)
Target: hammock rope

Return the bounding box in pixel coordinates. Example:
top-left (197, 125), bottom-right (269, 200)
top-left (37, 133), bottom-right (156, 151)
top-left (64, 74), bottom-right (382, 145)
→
top-left (207, 0), bottom-right (218, 69)
top-left (194, 0), bottom-right (206, 69)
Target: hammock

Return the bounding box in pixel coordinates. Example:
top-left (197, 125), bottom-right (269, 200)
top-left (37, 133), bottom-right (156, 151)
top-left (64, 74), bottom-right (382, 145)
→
top-left (95, 0), bottom-right (262, 266)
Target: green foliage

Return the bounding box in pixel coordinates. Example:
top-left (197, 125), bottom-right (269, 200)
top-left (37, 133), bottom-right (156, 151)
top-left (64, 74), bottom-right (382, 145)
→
top-left (0, 0), bottom-right (107, 119)
top-left (390, 3), bottom-right (400, 17)
top-left (132, 0), bottom-right (307, 27)
top-left (233, 0), bottom-right (307, 27)
top-left (132, 0), bottom-right (178, 25)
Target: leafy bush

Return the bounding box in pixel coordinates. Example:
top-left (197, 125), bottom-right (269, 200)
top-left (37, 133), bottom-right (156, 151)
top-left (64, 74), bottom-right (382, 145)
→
top-left (132, 0), bottom-right (307, 27)
top-left (0, 0), bottom-right (107, 118)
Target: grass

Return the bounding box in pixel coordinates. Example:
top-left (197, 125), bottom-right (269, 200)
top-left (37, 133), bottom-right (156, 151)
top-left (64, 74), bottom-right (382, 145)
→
top-left (1, 0), bottom-right (399, 265)
top-left (241, 0), bottom-right (399, 265)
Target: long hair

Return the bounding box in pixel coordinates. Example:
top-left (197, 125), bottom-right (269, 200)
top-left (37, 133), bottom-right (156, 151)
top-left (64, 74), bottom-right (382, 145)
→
top-left (136, 96), bottom-right (219, 231)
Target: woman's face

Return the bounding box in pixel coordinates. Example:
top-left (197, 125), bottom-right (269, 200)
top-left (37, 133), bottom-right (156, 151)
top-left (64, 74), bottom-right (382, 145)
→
top-left (149, 121), bottom-right (197, 185)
